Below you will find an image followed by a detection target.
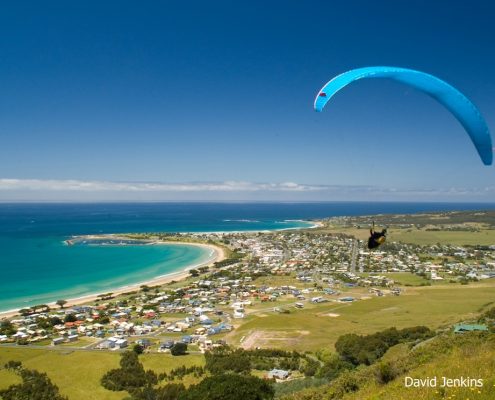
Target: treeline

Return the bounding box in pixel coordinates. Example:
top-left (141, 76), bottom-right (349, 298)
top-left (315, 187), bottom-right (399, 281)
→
top-left (204, 346), bottom-right (305, 375)
top-left (159, 365), bottom-right (205, 382)
top-left (99, 351), bottom-right (274, 400)
top-left (213, 257), bottom-right (242, 268)
top-left (274, 326), bottom-right (435, 398)
top-left (280, 330), bottom-right (495, 399)
top-left (335, 326), bottom-right (434, 366)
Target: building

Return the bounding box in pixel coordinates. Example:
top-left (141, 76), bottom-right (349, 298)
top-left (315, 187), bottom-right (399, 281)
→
top-left (267, 369), bottom-right (290, 380)
top-left (52, 337), bottom-right (65, 345)
top-left (454, 324), bottom-right (488, 334)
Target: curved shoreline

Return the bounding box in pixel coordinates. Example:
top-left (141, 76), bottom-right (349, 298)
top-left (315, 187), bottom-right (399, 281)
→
top-left (0, 220), bottom-right (319, 319)
top-left (0, 241), bottom-right (225, 319)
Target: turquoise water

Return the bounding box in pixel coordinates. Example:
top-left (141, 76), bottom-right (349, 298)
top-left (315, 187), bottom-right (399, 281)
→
top-left (0, 237), bottom-right (213, 311)
top-left (0, 203), bottom-right (316, 312)
top-left (2, 201), bottom-right (494, 312)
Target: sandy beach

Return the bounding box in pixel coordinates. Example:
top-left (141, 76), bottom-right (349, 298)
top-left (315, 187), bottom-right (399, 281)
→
top-left (0, 241), bottom-right (225, 319)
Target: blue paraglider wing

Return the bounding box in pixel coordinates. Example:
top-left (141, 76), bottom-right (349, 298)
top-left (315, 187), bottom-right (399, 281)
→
top-left (314, 66), bottom-right (493, 165)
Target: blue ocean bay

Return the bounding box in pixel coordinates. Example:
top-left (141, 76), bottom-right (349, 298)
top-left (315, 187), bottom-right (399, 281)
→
top-left (1, 202), bottom-right (494, 312)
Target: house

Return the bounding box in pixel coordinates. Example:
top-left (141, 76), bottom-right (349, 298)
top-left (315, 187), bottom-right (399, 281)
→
top-left (136, 338), bottom-right (152, 348)
top-left (207, 326), bottom-right (222, 335)
top-left (267, 369), bottom-right (290, 380)
top-left (67, 334), bottom-right (79, 342)
top-left (114, 338), bottom-right (128, 349)
top-left (159, 340), bottom-right (175, 351)
top-left (198, 339), bottom-right (213, 352)
top-left (311, 296), bottom-right (328, 303)
top-left (97, 340), bottom-right (114, 350)
top-left (454, 324), bottom-right (488, 334)
top-left (107, 336), bottom-right (128, 349)
top-left (181, 335), bottom-right (193, 344)
top-left (52, 337), bottom-right (65, 345)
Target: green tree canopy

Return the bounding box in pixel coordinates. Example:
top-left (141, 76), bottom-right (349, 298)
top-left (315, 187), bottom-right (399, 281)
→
top-left (0, 362), bottom-right (68, 400)
top-left (180, 374), bottom-right (274, 400)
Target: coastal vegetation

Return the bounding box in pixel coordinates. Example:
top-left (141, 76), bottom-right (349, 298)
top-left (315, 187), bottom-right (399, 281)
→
top-left (2, 320), bottom-right (493, 400)
top-left (0, 211), bottom-right (494, 399)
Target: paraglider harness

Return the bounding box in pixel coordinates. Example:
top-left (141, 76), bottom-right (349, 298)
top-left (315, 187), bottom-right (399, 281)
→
top-left (367, 222), bottom-right (387, 250)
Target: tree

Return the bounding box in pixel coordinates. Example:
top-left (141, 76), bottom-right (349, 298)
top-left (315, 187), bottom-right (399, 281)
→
top-left (316, 355), bottom-right (354, 380)
top-left (56, 300), bottom-right (67, 309)
top-left (171, 342), bottom-right (187, 356)
top-left (204, 347), bottom-right (251, 374)
top-left (64, 313), bottom-right (77, 323)
top-left (31, 304), bottom-right (50, 313)
top-left (303, 359), bottom-right (319, 377)
top-left (4, 360), bottom-right (22, 370)
top-left (101, 351), bottom-right (157, 392)
top-left (129, 383), bottom-right (186, 400)
top-left (189, 269), bottom-right (200, 277)
top-left (0, 362), bottom-right (68, 400)
top-left (133, 344), bottom-right (144, 355)
top-left (0, 320), bottom-right (16, 336)
top-left (50, 316), bottom-right (63, 326)
top-left (180, 374), bottom-right (274, 400)
top-left (335, 326), bottom-right (433, 367)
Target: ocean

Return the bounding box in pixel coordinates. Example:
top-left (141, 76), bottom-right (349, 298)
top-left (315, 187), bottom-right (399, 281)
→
top-left (1, 202), bottom-right (494, 312)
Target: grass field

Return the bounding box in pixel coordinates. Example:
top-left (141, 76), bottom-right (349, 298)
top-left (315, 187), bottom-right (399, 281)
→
top-left (226, 281), bottom-right (495, 352)
top-left (314, 225), bottom-right (495, 246)
top-left (279, 333), bottom-right (495, 400)
top-left (0, 348), bottom-right (205, 400)
top-left (391, 227), bottom-right (495, 246)
top-left (341, 335), bottom-right (495, 400)
top-left (359, 272), bottom-right (431, 286)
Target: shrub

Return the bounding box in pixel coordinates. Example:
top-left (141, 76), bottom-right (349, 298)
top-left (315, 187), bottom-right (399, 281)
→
top-left (133, 344), bottom-right (144, 355)
top-left (180, 374), bottom-right (274, 400)
top-left (374, 361), bottom-right (399, 384)
top-left (171, 342), bottom-right (188, 356)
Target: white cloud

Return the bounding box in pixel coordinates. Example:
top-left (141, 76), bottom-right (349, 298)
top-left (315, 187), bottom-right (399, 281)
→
top-left (1, 178), bottom-right (494, 202)
top-left (0, 179), bottom-right (323, 192)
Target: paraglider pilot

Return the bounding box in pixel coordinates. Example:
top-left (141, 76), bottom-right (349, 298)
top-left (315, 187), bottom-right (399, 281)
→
top-left (368, 224), bottom-right (386, 250)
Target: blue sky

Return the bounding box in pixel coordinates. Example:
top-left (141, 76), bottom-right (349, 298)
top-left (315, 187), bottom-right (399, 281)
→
top-left (0, 1), bottom-right (494, 201)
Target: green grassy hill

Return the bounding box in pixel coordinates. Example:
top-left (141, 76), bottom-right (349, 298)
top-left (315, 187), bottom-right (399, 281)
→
top-left (280, 332), bottom-right (495, 400)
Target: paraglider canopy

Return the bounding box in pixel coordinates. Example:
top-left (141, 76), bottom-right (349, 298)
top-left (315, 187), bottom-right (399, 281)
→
top-left (314, 66), bottom-right (493, 166)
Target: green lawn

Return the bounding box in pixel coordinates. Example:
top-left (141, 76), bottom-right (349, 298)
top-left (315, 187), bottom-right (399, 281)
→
top-left (227, 281), bottom-right (495, 352)
top-left (0, 348), bottom-right (205, 400)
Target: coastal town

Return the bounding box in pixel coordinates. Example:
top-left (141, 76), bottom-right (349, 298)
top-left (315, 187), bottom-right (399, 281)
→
top-left (1, 213), bottom-right (494, 358)
top-left (1, 212), bottom-right (495, 400)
